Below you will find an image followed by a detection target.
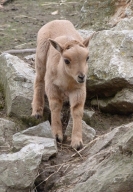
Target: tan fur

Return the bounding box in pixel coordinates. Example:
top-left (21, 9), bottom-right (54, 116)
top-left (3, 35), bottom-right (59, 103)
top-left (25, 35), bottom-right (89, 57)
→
top-left (32, 20), bottom-right (93, 149)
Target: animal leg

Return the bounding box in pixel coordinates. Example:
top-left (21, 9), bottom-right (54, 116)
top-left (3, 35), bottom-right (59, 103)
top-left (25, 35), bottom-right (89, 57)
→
top-left (49, 98), bottom-right (63, 142)
top-left (32, 39), bottom-right (50, 118)
top-left (70, 103), bottom-right (84, 150)
top-left (70, 89), bottom-right (86, 150)
top-left (31, 55), bottom-right (45, 118)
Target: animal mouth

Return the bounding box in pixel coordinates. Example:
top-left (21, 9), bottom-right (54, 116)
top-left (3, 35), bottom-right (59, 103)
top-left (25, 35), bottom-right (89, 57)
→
top-left (77, 79), bottom-right (85, 83)
top-left (77, 74), bottom-right (85, 83)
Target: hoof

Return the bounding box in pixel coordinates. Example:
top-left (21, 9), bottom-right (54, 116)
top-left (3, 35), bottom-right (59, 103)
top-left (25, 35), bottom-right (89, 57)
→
top-left (31, 112), bottom-right (43, 119)
top-left (71, 139), bottom-right (83, 150)
top-left (56, 134), bottom-right (63, 143)
top-left (31, 105), bottom-right (43, 119)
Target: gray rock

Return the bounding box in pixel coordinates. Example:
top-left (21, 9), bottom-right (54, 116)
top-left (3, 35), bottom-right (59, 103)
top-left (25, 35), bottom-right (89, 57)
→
top-left (0, 144), bottom-right (43, 190)
top-left (87, 30), bottom-right (133, 96)
top-left (0, 53), bottom-right (35, 118)
top-left (112, 17), bottom-right (133, 31)
top-left (0, 186), bottom-right (7, 192)
top-left (65, 117), bottom-right (96, 144)
top-left (21, 121), bottom-right (53, 138)
top-left (13, 121), bottom-right (57, 160)
top-left (54, 122), bottom-right (133, 192)
top-left (91, 88), bottom-right (133, 114)
top-left (79, 0), bottom-right (116, 30)
top-left (24, 54), bottom-right (35, 60)
top-left (83, 109), bottom-right (95, 125)
top-left (7, 189), bottom-right (34, 192)
top-left (78, 29), bottom-right (95, 39)
top-left (0, 118), bottom-right (16, 152)
top-left (87, 29), bottom-right (133, 114)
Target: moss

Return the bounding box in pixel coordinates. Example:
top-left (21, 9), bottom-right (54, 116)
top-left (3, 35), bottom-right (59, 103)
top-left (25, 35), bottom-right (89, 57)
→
top-left (21, 116), bottom-right (44, 127)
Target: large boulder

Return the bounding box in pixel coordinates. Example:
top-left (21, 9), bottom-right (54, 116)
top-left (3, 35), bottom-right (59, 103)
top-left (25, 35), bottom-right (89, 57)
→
top-left (88, 29), bottom-right (133, 96)
top-left (0, 53), bottom-right (34, 118)
top-left (87, 27), bottom-right (133, 114)
top-left (52, 122), bottom-right (133, 192)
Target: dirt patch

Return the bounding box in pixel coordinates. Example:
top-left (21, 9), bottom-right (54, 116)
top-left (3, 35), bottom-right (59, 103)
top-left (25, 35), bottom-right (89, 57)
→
top-left (0, 0), bottom-right (83, 53)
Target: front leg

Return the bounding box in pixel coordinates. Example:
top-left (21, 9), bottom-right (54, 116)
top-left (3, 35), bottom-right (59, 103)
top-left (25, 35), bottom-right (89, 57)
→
top-left (49, 97), bottom-right (63, 142)
top-left (46, 84), bottom-right (63, 142)
top-left (70, 88), bottom-right (86, 150)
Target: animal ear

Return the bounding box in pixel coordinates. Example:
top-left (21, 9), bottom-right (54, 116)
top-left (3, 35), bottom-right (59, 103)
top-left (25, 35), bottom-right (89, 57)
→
top-left (49, 38), bottom-right (63, 53)
top-left (83, 32), bottom-right (97, 47)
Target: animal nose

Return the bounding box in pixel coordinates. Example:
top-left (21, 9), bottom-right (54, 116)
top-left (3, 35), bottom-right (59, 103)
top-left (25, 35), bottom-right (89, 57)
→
top-left (78, 74), bottom-right (85, 80)
top-left (77, 74), bottom-right (85, 83)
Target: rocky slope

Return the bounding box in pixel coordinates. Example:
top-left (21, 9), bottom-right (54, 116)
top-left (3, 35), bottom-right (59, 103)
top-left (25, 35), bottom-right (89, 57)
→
top-left (0, 0), bottom-right (133, 192)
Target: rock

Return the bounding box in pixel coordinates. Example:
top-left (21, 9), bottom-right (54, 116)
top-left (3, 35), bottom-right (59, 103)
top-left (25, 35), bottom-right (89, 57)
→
top-left (24, 54), bottom-right (35, 61)
top-left (79, 0), bottom-right (133, 30)
top-left (0, 118), bottom-right (16, 153)
top-left (0, 144), bottom-right (43, 191)
top-left (65, 117), bottom-right (96, 144)
top-left (78, 29), bottom-right (95, 39)
top-left (13, 121), bottom-right (57, 161)
top-left (20, 121), bottom-right (53, 138)
top-left (112, 17), bottom-right (133, 31)
top-left (0, 186), bottom-right (7, 192)
top-left (79, 0), bottom-right (121, 30)
top-left (109, 1), bottom-right (133, 27)
top-left (24, 54), bottom-right (35, 68)
top-left (7, 189), bottom-right (34, 192)
top-left (0, 53), bottom-right (34, 118)
top-left (53, 122), bottom-right (133, 192)
top-left (87, 29), bottom-right (133, 114)
top-left (83, 109), bottom-right (95, 125)
top-left (91, 88), bottom-right (133, 114)
top-left (87, 30), bottom-right (133, 96)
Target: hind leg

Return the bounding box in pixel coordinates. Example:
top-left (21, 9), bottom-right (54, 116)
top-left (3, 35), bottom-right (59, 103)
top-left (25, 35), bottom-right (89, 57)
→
top-left (32, 54), bottom-right (45, 118)
top-left (32, 36), bottom-right (50, 118)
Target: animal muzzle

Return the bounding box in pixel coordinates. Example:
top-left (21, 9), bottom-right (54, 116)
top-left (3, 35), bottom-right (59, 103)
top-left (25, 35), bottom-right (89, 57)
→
top-left (77, 73), bottom-right (86, 83)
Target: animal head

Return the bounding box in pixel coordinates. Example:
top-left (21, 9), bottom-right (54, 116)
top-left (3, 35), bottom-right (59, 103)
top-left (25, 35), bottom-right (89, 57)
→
top-left (49, 36), bottom-right (92, 84)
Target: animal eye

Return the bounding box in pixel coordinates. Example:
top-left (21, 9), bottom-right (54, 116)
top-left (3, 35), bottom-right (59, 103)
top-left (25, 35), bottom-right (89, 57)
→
top-left (64, 59), bottom-right (70, 65)
top-left (66, 45), bottom-right (70, 50)
top-left (86, 56), bottom-right (89, 61)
